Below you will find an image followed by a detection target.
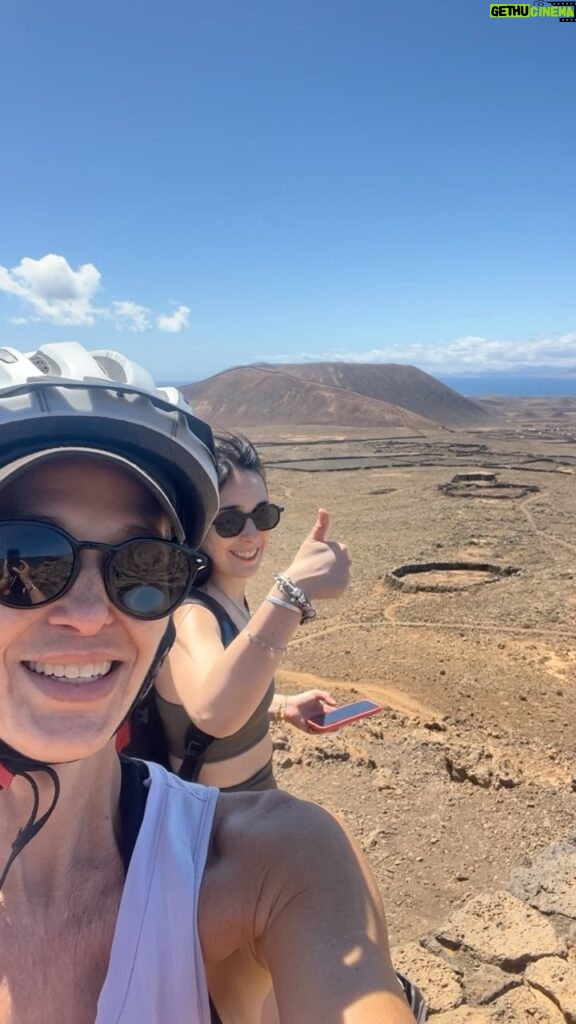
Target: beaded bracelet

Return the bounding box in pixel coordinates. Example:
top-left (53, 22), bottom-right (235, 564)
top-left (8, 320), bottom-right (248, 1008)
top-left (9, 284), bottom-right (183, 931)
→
top-left (245, 631), bottom-right (287, 654)
top-left (272, 573), bottom-right (316, 624)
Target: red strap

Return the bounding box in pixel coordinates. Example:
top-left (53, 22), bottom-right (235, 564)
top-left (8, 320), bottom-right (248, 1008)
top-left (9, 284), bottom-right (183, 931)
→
top-left (115, 719), bottom-right (131, 753)
top-left (0, 763), bottom-right (14, 791)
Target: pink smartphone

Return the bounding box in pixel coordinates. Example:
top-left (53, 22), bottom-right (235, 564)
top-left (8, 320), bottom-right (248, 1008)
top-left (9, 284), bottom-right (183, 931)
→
top-left (307, 698), bottom-right (382, 733)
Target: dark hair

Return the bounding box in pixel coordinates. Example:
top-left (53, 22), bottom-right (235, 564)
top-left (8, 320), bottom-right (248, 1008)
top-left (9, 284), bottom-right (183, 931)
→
top-left (213, 433), bottom-right (266, 488)
top-left (194, 433), bottom-right (266, 586)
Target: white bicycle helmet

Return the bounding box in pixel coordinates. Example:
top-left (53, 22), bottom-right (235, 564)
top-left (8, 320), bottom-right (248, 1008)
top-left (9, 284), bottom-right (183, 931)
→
top-left (0, 341), bottom-right (218, 546)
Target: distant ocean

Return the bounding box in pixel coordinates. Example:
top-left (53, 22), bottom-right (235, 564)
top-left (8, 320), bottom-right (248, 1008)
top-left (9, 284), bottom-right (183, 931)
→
top-left (437, 374), bottom-right (576, 398)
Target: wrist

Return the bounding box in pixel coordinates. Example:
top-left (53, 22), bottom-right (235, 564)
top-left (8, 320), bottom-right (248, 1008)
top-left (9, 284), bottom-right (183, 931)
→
top-left (272, 573), bottom-right (316, 625)
top-left (266, 592), bottom-right (301, 617)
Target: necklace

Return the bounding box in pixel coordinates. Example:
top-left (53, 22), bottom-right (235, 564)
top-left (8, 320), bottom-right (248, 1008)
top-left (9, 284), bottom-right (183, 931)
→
top-left (208, 583), bottom-right (251, 625)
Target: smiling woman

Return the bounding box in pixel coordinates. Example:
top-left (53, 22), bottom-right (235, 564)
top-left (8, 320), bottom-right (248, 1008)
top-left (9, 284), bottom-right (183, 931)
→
top-left (137, 432), bottom-right (352, 791)
top-left (0, 342), bottom-right (426, 1024)
top-left (0, 458), bottom-right (179, 763)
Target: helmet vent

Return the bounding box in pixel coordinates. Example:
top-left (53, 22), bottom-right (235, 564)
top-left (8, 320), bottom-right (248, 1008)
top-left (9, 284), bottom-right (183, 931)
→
top-left (93, 353), bottom-right (128, 383)
top-left (30, 354), bottom-right (56, 375)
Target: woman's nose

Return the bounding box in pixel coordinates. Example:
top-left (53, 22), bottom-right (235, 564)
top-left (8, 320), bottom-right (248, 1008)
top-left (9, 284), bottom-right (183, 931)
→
top-left (240, 515), bottom-right (259, 537)
top-left (46, 555), bottom-right (114, 634)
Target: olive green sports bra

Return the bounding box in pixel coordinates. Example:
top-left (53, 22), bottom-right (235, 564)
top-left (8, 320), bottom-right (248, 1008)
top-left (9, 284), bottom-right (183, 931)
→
top-left (155, 591), bottom-right (275, 767)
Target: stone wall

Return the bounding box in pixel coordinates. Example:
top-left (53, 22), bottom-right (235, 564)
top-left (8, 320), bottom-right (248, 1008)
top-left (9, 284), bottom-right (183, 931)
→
top-left (392, 834), bottom-right (576, 1022)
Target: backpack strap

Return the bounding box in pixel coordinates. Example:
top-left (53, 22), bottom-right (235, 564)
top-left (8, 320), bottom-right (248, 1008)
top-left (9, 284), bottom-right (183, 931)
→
top-left (176, 591), bottom-right (240, 783)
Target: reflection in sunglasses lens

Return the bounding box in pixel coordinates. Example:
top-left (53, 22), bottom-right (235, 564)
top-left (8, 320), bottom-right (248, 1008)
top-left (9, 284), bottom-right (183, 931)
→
top-left (0, 524), bottom-right (195, 618)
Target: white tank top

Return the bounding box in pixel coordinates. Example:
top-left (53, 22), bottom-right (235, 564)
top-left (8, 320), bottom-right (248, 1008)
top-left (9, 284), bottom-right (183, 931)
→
top-left (96, 761), bottom-right (219, 1024)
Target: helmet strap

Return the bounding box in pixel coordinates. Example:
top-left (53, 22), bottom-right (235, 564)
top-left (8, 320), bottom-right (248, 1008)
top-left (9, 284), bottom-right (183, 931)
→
top-left (0, 619), bottom-right (176, 887)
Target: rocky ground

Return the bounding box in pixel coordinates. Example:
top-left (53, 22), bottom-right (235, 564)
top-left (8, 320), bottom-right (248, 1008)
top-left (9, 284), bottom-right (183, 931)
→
top-left (247, 416), bottom-right (576, 1019)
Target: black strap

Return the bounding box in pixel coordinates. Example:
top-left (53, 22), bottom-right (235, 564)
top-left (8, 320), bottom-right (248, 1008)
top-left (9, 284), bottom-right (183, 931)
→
top-left (176, 592), bottom-right (240, 782)
top-left (118, 756), bottom-right (150, 872)
top-left (209, 997), bottom-right (223, 1023)
top-left (186, 590), bottom-right (239, 647)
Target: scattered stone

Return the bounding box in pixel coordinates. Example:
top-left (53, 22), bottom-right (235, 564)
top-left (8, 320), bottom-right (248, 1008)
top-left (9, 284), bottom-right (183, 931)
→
top-left (392, 941), bottom-right (463, 1013)
top-left (494, 761), bottom-right (522, 789)
top-left (351, 753), bottom-right (377, 769)
top-left (371, 768), bottom-right (396, 791)
top-left (364, 828), bottom-right (387, 849)
top-left (461, 961), bottom-right (518, 1006)
top-left (445, 747), bottom-right (493, 788)
top-left (490, 983), bottom-right (567, 1022)
top-left (277, 755), bottom-right (293, 769)
top-left (435, 891), bottom-right (566, 968)
top-left (525, 956), bottom-right (576, 1023)
top-left (312, 744), bottom-right (350, 762)
top-left (430, 1007), bottom-right (491, 1022)
top-left (509, 837), bottom-right (576, 919)
top-left (272, 737), bottom-right (289, 751)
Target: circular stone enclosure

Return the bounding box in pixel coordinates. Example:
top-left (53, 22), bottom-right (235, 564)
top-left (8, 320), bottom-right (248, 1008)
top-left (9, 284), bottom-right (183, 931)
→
top-left (452, 472), bottom-right (497, 483)
top-left (440, 478), bottom-right (539, 500)
top-left (387, 561), bottom-right (520, 593)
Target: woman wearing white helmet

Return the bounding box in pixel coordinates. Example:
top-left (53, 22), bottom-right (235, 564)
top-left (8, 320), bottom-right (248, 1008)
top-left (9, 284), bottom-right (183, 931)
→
top-left (0, 342), bottom-right (423, 1024)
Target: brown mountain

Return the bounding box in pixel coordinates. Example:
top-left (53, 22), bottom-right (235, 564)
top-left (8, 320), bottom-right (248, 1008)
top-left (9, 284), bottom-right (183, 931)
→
top-left (181, 363), bottom-right (490, 429)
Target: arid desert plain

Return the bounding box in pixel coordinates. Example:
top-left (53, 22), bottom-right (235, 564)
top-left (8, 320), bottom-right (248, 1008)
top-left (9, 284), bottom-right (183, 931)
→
top-left (242, 399), bottom-right (576, 963)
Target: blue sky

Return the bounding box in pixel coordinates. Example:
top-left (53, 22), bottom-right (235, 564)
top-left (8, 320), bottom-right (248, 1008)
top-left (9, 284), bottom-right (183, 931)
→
top-left (1, 0), bottom-right (574, 384)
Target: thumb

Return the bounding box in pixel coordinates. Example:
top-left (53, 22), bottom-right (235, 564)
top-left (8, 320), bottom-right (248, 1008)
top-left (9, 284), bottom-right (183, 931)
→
top-left (308, 508), bottom-right (329, 543)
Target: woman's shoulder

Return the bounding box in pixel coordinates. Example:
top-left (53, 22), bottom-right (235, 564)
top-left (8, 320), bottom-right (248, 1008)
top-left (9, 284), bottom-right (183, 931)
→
top-left (175, 591), bottom-right (238, 646)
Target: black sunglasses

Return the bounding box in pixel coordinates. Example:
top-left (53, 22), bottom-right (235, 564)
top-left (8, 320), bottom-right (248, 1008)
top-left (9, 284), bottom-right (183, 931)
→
top-left (0, 520), bottom-right (207, 620)
top-left (212, 502), bottom-right (284, 538)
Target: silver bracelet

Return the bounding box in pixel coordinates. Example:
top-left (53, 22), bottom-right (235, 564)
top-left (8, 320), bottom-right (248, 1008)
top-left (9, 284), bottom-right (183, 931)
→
top-left (245, 631), bottom-right (287, 654)
top-left (272, 573), bottom-right (316, 624)
top-left (265, 595), bottom-right (301, 616)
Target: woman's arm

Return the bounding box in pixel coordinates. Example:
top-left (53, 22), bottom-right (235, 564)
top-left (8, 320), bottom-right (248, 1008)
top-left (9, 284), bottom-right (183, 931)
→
top-left (202, 792), bottom-right (417, 1024)
top-left (254, 797), bottom-right (417, 1024)
top-left (155, 509), bottom-right (350, 737)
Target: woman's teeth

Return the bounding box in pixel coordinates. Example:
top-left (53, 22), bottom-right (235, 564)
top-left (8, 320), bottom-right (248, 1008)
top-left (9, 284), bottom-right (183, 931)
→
top-left (231, 550), bottom-right (258, 561)
top-left (27, 661), bottom-right (113, 680)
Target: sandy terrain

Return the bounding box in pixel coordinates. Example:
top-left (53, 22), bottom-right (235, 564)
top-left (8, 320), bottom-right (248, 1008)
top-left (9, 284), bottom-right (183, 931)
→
top-left (242, 404), bottom-right (576, 953)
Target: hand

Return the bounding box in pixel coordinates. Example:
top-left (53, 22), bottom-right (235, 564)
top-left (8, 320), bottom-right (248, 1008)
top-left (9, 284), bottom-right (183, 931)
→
top-left (13, 560), bottom-right (34, 588)
top-left (283, 509), bottom-right (350, 600)
top-left (13, 561), bottom-right (45, 603)
top-left (283, 689), bottom-right (337, 733)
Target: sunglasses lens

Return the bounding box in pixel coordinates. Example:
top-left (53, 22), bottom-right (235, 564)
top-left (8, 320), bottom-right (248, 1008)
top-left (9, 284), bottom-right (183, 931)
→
top-left (0, 523), bottom-right (73, 606)
top-left (213, 504), bottom-right (282, 537)
top-left (108, 540), bottom-right (192, 618)
top-left (252, 504), bottom-right (281, 531)
top-left (213, 510), bottom-right (245, 538)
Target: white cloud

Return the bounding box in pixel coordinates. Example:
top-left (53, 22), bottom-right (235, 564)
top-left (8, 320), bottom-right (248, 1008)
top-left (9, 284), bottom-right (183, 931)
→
top-left (111, 300), bottom-right (152, 333)
top-left (0, 253), bottom-right (190, 336)
top-left (266, 332), bottom-right (576, 373)
top-left (156, 305), bottom-right (190, 333)
top-left (0, 254), bottom-right (101, 326)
